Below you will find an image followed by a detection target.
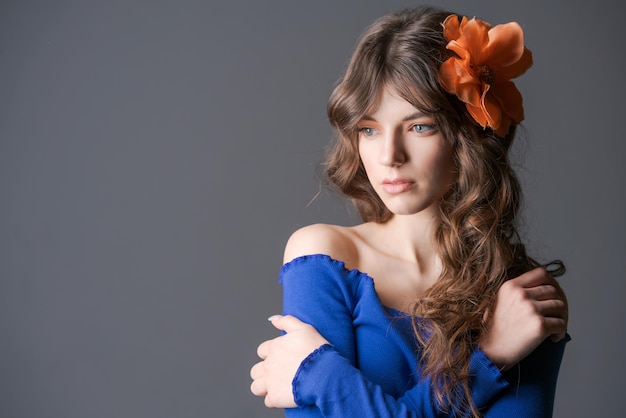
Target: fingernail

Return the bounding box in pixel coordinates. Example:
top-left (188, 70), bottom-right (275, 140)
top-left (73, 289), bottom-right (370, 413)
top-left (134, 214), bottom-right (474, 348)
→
top-left (267, 315), bottom-right (282, 322)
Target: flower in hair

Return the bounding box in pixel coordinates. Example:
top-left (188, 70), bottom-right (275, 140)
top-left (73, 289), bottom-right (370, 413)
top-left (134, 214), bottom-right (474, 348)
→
top-left (438, 15), bottom-right (533, 137)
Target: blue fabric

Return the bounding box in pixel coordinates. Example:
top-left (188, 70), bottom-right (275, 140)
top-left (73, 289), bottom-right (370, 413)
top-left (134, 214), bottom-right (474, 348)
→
top-left (280, 254), bottom-right (568, 417)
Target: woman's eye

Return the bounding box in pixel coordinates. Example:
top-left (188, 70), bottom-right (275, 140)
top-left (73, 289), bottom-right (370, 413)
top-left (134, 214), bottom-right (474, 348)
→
top-left (411, 123), bottom-right (436, 134)
top-left (359, 127), bottom-right (378, 137)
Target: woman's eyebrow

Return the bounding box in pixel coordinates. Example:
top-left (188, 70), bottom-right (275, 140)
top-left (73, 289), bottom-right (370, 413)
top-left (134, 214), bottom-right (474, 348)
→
top-left (402, 112), bottom-right (426, 121)
top-left (360, 112), bottom-right (426, 122)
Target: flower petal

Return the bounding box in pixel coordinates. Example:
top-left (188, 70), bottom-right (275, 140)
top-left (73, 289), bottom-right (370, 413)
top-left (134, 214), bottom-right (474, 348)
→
top-left (466, 102), bottom-right (488, 129)
top-left (440, 59), bottom-right (482, 106)
top-left (482, 87), bottom-right (504, 133)
top-left (481, 22), bottom-right (526, 68)
top-left (442, 15), bottom-right (461, 41)
top-left (456, 17), bottom-right (491, 63)
top-left (438, 60), bottom-right (457, 93)
top-left (491, 81), bottom-right (525, 123)
top-left (456, 82), bottom-right (482, 107)
top-left (447, 40), bottom-right (471, 62)
top-left (497, 48), bottom-right (533, 81)
top-left (493, 117), bottom-right (511, 137)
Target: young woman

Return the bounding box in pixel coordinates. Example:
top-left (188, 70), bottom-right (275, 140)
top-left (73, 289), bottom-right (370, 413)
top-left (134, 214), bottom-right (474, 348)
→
top-left (250, 6), bottom-right (569, 417)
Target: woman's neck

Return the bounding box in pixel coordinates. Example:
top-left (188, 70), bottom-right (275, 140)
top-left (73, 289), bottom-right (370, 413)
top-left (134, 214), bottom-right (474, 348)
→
top-left (359, 209), bottom-right (441, 275)
top-left (348, 210), bottom-right (443, 311)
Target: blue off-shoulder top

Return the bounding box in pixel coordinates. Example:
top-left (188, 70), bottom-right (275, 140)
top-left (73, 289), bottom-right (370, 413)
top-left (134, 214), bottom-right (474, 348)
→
top-left (280, 254), bottom-right (568, 418)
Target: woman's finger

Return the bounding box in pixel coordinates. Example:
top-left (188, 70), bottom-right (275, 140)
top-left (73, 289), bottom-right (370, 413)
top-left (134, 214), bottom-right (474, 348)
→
top-left (509, 267), bottom-right (554, 288)
top-left (257, 339), bottom-right (272, 359)
top-left (543, 317), bottom-right (568, 342)
top-left (534, 298), bottom-right (567, 318)
top-left (250, 360), bottom-right (267, 397)
top-left (525, 283), bottom-right (561, 302)
top-left (250, 361), bottom-right (263, 380)
top-left (268, 314), bottom-right (309, 333)
top-left (250, 375), bottom-right (267, 397)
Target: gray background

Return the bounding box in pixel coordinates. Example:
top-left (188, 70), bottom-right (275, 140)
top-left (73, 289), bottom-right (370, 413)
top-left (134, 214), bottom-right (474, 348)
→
top-left (1, 0), bottom-right (623, 417)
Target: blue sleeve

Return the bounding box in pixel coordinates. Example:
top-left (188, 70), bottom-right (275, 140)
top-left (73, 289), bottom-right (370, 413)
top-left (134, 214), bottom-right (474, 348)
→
top-left (280, 256), bottom-right (527, 417)
top-left (484, 336), bottom-right (569, 418)
top-left (293, 344), bottom-right (511, 418)
top-left (294, 338), bottom-right (568, 417)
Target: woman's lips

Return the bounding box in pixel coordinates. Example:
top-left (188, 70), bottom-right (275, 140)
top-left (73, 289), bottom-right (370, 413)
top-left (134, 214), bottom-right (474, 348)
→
top-left (382, 179), bottom-right (414, 194)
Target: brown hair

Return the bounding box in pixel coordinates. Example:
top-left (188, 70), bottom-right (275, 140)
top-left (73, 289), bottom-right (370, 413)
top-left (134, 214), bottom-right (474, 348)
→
top-left (325, 6), bottom-right (553, 416)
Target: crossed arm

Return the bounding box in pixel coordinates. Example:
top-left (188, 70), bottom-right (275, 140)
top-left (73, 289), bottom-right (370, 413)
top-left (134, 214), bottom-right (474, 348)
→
top-left (250, 266), bottom-right (568, 416)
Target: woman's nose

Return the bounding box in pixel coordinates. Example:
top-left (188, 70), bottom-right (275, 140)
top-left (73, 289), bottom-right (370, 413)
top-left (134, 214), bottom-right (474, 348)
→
top-left (379, 130), bottom-right (406, 167)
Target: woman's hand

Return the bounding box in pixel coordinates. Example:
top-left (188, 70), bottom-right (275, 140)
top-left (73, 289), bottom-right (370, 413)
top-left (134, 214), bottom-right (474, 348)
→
top-left (480, 267), bottom-right (568, 370)
top-left (250, 315), bottom-right (330, 408)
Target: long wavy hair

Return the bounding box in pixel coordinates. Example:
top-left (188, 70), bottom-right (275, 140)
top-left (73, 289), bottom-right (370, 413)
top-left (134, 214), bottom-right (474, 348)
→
top-left (325, 6), bottom-right (559, 416)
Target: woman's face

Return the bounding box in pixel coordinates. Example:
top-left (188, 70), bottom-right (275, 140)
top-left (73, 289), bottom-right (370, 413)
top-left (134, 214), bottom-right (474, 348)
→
top-left (357, 87), bottom-right (456, 218)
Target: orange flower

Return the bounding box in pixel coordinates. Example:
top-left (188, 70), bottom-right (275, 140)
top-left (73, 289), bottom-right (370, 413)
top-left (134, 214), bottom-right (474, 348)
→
top-left (438, 15), bottom-right (533, 137)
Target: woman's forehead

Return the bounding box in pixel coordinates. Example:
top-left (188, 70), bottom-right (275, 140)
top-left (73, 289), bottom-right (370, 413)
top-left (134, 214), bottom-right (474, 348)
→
top-left (363, 82), bottom-right (431, 118)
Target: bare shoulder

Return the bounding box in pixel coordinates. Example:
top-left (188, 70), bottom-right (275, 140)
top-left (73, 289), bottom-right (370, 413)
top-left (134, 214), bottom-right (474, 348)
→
top-left (283, 223), bottom-right (359, 265)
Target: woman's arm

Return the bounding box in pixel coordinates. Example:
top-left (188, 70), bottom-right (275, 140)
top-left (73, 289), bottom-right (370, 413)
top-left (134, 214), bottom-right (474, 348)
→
top-left (254, 315), bottom-right (513, 417)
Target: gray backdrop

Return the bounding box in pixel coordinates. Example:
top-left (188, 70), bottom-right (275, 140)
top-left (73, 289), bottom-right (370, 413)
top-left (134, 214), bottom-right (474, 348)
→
top-left (1, 1), bottom-right (623, 417)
